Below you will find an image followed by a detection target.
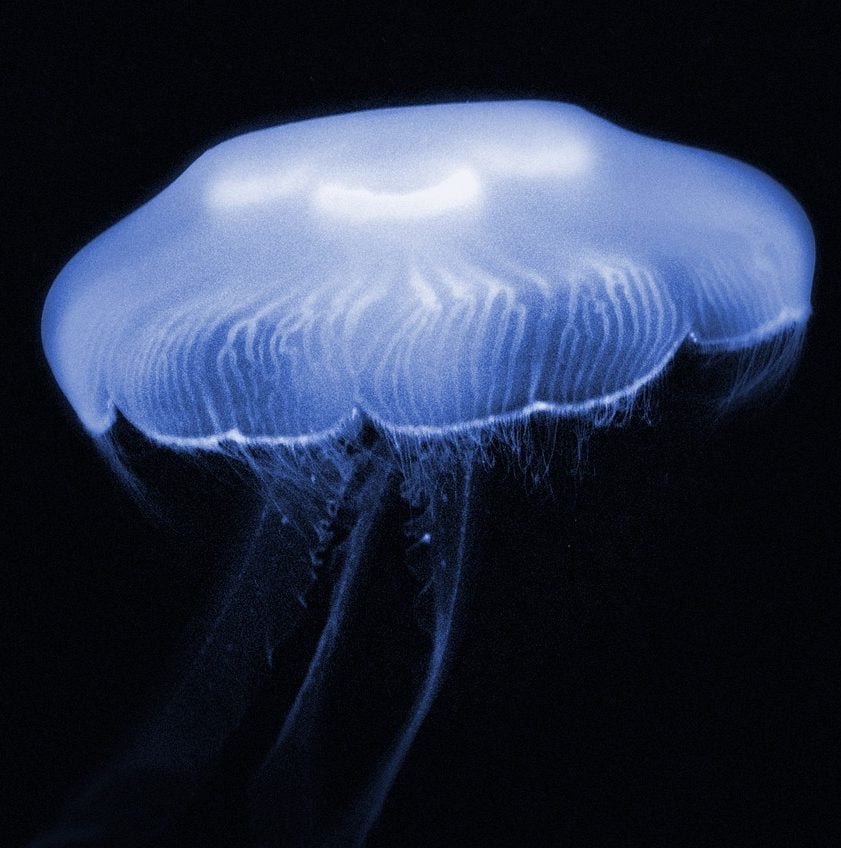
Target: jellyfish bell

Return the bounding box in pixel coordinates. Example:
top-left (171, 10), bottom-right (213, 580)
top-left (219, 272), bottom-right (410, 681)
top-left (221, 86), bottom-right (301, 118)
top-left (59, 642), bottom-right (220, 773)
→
top-left (43, 100), bottom-right (812, 446)
top-left (39, 101), bottom-right (813, 847)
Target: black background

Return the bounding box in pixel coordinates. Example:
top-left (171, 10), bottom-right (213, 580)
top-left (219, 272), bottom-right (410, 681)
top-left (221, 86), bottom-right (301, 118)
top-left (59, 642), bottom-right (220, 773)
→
top-left (4, 2), bottom-right (840, 846)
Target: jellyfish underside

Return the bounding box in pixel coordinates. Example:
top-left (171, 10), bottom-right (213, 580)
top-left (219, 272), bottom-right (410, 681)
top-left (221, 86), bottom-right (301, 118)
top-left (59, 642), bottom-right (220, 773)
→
top-left (38, 102), bottom-right (813, 846)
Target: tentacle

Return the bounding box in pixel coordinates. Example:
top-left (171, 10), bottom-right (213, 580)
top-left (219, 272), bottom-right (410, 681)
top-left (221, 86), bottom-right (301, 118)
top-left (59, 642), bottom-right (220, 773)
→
top-left (249, 450), bottom-right (474, 847)
top-left (29, 441), bottom-right (363, 848)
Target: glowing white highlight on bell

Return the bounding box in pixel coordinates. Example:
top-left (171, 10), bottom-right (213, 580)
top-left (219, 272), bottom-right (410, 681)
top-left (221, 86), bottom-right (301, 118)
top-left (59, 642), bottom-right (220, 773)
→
top-left (479, 140), bottom-right (592, 176)
top-left (207, 168), bottom-right (308, 209)
top-left (313, 168), bottom-right (481, 221)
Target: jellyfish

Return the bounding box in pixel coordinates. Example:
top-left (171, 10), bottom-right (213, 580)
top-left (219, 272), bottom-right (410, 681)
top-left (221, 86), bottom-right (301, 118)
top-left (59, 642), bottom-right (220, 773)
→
top-left (38, 101), bottom-right (813, 847)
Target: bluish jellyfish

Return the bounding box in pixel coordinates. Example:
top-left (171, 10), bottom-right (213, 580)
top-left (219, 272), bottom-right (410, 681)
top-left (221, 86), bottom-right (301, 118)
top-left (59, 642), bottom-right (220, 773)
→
top-left (39, 101), bottom-right (813, 846)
